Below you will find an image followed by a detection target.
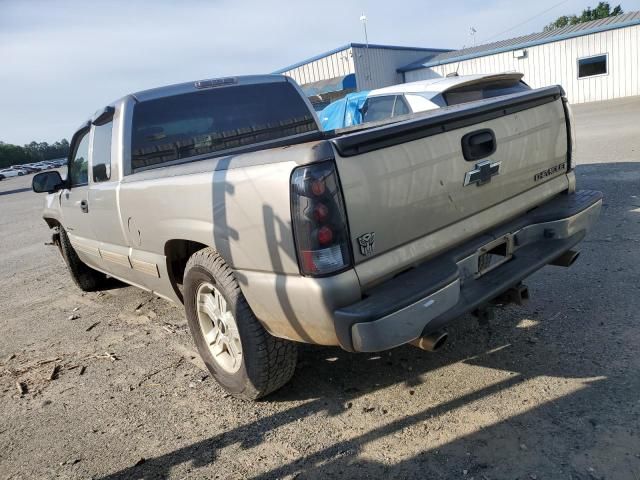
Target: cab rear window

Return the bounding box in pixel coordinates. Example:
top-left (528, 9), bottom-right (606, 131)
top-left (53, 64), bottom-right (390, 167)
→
top-left (444, 81), bottom-right (530, 107)
top-left (131, 82), bottom-right (318, 171)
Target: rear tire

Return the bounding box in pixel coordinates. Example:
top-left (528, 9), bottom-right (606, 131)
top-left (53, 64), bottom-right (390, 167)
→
top-left (58, 227), bottom-right (110, 292)
top-left (184, 248), bottom-right (297, 400)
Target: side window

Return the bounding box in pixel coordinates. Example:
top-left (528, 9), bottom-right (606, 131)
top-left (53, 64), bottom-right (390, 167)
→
top-left (91, 122), bottom-right (113, 182)
top-left (362, 96), bottom-right (395, 123)
top-left (69, 132), bottom-right (90, 187)
top-left (392, 96), bottom-right (411, 117)
top-left (406, 94), bottom-right (441, 112)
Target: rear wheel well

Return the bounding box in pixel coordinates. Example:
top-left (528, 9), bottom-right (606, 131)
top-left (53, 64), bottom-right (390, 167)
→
top-left (165, 240), bottom-right (209, 303)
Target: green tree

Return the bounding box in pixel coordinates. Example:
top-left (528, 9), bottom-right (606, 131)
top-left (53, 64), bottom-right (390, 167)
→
top-left (544, 2), bottom-right (623, 31)
top-left (0, 139), bottom-right (70, 169)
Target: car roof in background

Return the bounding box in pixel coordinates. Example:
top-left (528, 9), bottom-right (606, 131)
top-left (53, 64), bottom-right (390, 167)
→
top-left (369, 72), bottom-right (525, 97)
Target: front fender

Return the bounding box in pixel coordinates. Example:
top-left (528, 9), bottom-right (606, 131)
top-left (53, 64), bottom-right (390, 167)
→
top-left (42, 191), bottom-right (63, 228)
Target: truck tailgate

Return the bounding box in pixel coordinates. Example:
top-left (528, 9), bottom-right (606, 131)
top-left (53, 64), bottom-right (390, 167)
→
top-left (330, 86), bottom-right (570, 286)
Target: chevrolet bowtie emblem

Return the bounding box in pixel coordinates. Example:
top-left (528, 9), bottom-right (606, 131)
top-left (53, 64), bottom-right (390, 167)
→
top-left (464, 160), bottom-right (501, 186)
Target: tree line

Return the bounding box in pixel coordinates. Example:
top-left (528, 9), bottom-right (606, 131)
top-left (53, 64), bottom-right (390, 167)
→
top-left (0, 140), bottom-right (70, 169)
top-left (545, 2), bottom-right (623, 31)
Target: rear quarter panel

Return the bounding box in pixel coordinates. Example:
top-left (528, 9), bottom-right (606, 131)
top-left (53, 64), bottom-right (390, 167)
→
top-left (120, 163), bottom-right (294, 273)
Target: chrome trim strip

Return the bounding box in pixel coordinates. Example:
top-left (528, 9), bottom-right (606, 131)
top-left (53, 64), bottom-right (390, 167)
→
top-left (131, 258), bottom-right (160, 278)
top-left (99, 249), bottom-right (132, 268)
top-left (69, 240), bottom-right (100, 258)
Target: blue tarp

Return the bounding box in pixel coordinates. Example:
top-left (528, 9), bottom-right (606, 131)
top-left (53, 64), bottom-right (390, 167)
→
top-left (318, 90), bottom-right (370, 130)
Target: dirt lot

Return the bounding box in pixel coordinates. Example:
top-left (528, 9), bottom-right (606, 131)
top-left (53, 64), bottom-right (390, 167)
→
top-left (1, 97), bottom-right (639, 480)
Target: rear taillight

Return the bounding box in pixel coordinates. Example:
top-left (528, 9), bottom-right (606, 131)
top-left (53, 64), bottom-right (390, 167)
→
top-left (291, 161), bottom-right (352, 276)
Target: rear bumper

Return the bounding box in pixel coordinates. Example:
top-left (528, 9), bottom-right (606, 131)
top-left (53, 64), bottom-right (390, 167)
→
top-left (334, 190), bottom-right (602, 352)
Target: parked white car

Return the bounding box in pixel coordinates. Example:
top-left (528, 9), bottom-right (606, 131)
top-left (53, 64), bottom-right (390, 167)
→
top-left (320, 73), bottom-right (530, 130)
top-left (32, 163), bottom-right (55, 170)
top-left (0, 169), bottom-right (22, 178)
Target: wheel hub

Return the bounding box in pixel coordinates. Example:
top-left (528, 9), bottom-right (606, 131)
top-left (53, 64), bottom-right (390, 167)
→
top-left (196, 282), bottom-right (242, 374)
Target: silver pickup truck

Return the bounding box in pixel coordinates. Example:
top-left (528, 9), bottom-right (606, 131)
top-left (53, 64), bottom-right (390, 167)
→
top-left (32, 74), bottom-right (601, 399)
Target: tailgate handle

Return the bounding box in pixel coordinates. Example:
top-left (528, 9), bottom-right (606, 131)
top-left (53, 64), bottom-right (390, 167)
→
top-left (462, 129), bottom-right (496, 161)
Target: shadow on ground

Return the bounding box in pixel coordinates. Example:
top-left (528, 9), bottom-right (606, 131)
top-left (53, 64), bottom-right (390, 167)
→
top-left (0, 186), bottom-right (32, 196)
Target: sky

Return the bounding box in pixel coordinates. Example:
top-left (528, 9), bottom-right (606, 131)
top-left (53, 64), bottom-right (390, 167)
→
top-left (1, 0), bottom-right (639, 145)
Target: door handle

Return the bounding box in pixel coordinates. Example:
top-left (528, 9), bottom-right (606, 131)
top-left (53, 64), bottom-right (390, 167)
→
top-left (80, 199), bottom-right (89, 213)
top-left (461, 129), bottom-right (497, 161)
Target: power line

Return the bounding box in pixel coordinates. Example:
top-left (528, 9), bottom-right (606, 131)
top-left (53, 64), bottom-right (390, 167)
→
top-left (481, 0), bottom-right (570, 44)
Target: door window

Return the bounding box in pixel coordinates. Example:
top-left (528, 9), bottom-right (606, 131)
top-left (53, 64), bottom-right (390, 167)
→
top-left (91, 122), bottom-right (113, 182)
top-left (69, 132), bottom-right (90, 187)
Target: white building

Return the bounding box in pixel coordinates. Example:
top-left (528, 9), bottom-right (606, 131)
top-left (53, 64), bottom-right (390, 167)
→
top-left (277, 12), bottom-right (640, 106)
top-left (273, 43), bottom-right (451, 108)
top-left (400, 11), bottom-right (640, 104)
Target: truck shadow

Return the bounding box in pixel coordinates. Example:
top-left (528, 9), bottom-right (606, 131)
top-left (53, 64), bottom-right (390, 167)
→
top-left (99, 162), bottom-right (640, 479)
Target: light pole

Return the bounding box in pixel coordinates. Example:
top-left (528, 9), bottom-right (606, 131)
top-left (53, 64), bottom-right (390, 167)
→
top-left (360, 14), bottom-right (369, 47)
top-left (359, 13), bottom-right (371, 84)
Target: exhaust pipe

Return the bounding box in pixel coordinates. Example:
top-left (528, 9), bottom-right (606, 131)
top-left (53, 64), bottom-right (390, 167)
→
top-left (410, 331), bottom-right (448, 352)
top-left (550, 250), bottom-right (580, 267)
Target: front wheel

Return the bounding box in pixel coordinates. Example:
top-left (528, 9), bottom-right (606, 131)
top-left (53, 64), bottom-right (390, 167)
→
top-left (183, 248), bottom-right (297, 400)
top-left (58, 227), bottom-right (110, 292)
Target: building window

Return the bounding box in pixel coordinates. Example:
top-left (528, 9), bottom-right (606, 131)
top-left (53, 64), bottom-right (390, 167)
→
top-left (578, 54), bottom-right (608, 79)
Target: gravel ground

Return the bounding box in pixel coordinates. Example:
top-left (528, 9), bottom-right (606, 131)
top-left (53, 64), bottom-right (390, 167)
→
top-left (1, 97), bottom-right (639, 480)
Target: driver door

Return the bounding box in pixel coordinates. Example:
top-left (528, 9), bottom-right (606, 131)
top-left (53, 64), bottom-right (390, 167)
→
top-left (60, 128), bottom-right (101, 268)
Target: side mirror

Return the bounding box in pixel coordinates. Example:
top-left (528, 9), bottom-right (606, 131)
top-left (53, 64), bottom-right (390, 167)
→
top-left (32, 171), bottom-right (64, 193)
